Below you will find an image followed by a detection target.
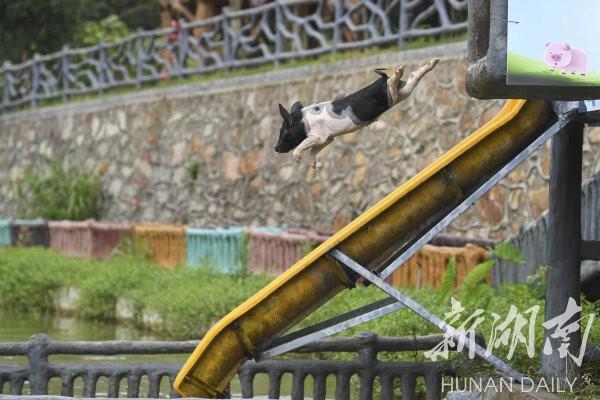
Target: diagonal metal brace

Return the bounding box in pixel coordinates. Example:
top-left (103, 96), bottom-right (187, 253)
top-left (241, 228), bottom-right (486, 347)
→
top-left (329, 248), bottom-right (525, 382)
top-left (257, 297), bottom-right (404, 360)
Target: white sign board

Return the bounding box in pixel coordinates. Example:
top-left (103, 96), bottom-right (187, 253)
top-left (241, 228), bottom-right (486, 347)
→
top-left (507, 0), bottom-right (600, 86)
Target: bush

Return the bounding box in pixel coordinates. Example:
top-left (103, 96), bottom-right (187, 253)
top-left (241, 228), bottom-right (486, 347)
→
top-left (0, 247), bottom-right (85, 312)
top-left (73, 14), bottom-right (131, 48)
top-left (12, 159), bottom-right (103, 220)
top-left (0, 247), bottom-right (270, 339)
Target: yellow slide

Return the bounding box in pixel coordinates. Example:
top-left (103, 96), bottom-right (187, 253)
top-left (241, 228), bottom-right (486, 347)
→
top-left (174, 99), bottom-right (555, 398)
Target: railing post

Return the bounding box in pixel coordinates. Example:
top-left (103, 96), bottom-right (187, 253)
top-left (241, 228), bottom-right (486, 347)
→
top-left (98, 41), bottom-right (106, 95)
top-left (177, 18), bottom-right (188, 78)
top-left (274, 0), bottom-right (282, 66)
top-left (332, 0), bottom-right (342, 53)
top-left (398, 0), bottom-right (407, 46)
top-left (26, 334), bottom-right (51, 395)
top-left (222, 8), bottom-right (232, 70)
top-left (1, 61), bottom-right (10, 112)
top-left (136, 29), bottom-right (143, 89)
top-left (31, 54), bottom-right (40, 108)
top-left (60, 46), bottom-right (69, 102)
top-left (357, 332), bottom-right (377, 400)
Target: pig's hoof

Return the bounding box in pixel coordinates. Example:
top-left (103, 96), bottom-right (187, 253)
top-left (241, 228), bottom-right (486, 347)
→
top-left (293, 151), bottom-right (302, 163)
top-left (428, 58), bottom-right (440, 69)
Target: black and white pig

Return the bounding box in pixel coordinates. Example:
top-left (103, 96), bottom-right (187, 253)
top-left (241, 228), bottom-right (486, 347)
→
top-left (274, 58), bottom-right (439, 168)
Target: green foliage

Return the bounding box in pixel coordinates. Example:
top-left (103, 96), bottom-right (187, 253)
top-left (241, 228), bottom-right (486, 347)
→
top-left (0, 247), bottom-right (84, 312)
top-left (186, 160), bottom-right (200, 181)
top-left (77, 0), bottom-right (161, 31)
top-left (139, 266), bottom-right (269, 338)
top-left (76, 254), bottom-right (154, 319)
top-left (73, 15), bottom-right (132, 48)
top-left (461, 282), bottom-right (492, 305)
top-left (0, 0), bottom-right (81, 62)
top-left (459, 259), bottom-right (495, 293)
top-left (0, 0), bottom-right (160, 64)
top-left (438, 256), bottom-right (457, 299)
top-left (12, 159), bottom-right (102, 220)
top-left (491, 242), bottom-right (524, 264)
top-left (526, 266), bottom-right (547, 300)
top-left (0, 247), bottom-right (270, 339)
top-left (435, 242), bottom-right (528, 308)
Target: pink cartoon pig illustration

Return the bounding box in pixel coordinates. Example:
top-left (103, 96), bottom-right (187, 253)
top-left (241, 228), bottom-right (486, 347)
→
top-left (544, 42), bottom-right (588, 75)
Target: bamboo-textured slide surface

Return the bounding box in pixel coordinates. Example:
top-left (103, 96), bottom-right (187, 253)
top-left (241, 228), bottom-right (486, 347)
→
top-left (174, 99), bottom-right (555, 398)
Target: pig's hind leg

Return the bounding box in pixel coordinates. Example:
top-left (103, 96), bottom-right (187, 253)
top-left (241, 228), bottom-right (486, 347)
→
top-left (397, 58), bottom-right (440, 102)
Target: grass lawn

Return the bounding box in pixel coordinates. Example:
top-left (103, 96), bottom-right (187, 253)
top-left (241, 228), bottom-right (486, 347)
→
top-left (507, 52), bottom-right (600, 86)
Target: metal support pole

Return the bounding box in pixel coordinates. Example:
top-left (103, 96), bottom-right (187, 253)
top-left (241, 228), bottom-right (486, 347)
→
top-left (542, 121), bottom-right (584, 382)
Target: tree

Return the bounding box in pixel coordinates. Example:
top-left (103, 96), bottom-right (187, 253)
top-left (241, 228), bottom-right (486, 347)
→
top-left (78, 0), bottom-right (161, 31)
top-left (0, 0), bottom-right (82, 63)
top-left (0, 0), bottom-right (162, 63)
top-left (72, 15), bottom-right (132, 48)
top-left (160, 0), bottom-right (228, 36)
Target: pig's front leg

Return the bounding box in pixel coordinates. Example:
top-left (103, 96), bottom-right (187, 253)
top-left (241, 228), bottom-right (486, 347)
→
top-left (309, 137), bottom-right (334, 169)
top-left (292, 135), bottom-right (324, 163)
top-left (397, 58), bottom-right (440, 101)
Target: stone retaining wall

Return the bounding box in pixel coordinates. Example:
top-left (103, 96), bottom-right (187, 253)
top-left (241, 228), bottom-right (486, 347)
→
top-left (2, 42), bottom-right (600, 239)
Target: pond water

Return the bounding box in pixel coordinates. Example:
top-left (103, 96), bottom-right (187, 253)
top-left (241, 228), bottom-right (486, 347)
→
top-left (0, 309), bottom-right (161, 342)
top-left (0, 309), bottom-right (184, 397)
top-left (0, 310), bottom-right (337, 398)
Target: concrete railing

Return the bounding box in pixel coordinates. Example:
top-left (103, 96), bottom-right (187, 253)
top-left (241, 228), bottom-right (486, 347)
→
top-left (0, 0), bottom-right (467, 113)
top-left (0, 332), bottom-right (471, 399)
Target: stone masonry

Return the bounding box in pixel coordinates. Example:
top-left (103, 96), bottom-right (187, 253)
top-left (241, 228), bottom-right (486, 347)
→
top-left (2, 42), bottom-right (600, 240)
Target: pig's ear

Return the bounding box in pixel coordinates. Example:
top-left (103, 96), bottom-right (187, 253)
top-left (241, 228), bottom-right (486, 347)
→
top-left (564, 43), bottom-right (571, 50)
top-left (290, 101), bottom-right (303, 115)
top-left (290, 101), bottom-right (303, 124)
top-left (278, 103), bottom-right (290, 120)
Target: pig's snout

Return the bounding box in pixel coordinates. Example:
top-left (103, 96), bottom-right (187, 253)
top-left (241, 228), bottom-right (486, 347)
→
top-left (551, 54), bottom-right (561, 62)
